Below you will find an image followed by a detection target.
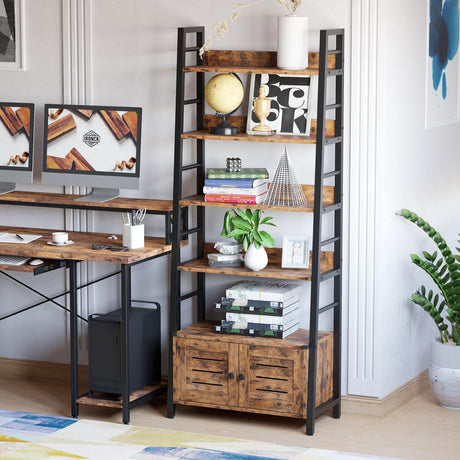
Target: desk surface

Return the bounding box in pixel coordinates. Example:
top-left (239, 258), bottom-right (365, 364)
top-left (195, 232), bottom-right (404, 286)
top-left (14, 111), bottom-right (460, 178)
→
top-left (0, 226), bottom-right (178, 265)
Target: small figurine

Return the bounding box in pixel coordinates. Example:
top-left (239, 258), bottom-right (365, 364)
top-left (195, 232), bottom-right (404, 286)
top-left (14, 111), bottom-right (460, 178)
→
top-left (252, 86), bottom-right (274, 133)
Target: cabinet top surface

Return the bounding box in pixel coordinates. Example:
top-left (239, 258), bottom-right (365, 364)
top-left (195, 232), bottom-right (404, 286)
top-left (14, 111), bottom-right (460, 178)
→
top-left (176, 321), bottom-right (333, 347)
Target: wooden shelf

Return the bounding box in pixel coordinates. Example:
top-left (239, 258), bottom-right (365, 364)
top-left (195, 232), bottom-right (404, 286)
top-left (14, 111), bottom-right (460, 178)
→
top-left (0, 259), bottom-right (67, 274)
top-left (178, 245), bottom-right (334, 281)
top-left (76, 379), bottom-right (167, 409)
top-left (0, 191), bottom-right (173, 213)
top-left (182, 130), bottom-right (318, 143)
top-left (184, 50), bottom-right (337, 75)
top-left (180, 185), bottom-right (335, 212)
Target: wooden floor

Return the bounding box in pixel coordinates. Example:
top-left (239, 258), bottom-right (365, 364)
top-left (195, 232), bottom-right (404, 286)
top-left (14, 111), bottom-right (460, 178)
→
top-left (0, 374), bottom-right (457, 460)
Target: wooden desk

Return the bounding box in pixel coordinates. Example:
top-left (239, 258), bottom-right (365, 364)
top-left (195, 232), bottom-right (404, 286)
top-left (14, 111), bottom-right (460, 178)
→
top-left (0, 192), bottom-right (178, 424)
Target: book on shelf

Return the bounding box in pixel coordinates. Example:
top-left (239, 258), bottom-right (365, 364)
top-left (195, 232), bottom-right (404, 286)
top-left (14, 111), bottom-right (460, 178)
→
top-left (214, 322), bottom-right (299, 339)
top-left (225, 280), bottom-right (302, 303)
top-left (207, 253), bottom-right (243, 262)
top-left (225, 308), bottom-right (300, 328)
top-left (215, 298), bottom-right (300, 316)
top-left (203, 183), bottom-right (268, 196)
top-left (204, 192), bottom-right (267, 204)
top-left (204, 178), bottom-right (267, 188)
top-left (207, 168), bottom-right (269, 179)
top-left (220, 319), bottom-right (299, 333)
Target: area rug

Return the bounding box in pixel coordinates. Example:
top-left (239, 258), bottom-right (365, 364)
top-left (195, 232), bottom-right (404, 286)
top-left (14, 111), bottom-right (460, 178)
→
top-left (0, 409), bottom-right (401, 460)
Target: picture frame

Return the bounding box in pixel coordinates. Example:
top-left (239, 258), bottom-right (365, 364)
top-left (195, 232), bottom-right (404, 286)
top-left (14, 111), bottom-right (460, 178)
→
top-left (0, 0), bottom-right (25, 70)
top-left (246, 73), bottom-right (313, 136)
top-left (281, 235), bottom-right (310, 269)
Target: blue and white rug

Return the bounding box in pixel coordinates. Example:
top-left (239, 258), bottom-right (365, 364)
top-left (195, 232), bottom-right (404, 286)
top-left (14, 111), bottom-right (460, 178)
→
top-left (0, 409), bottom-right (401, 459)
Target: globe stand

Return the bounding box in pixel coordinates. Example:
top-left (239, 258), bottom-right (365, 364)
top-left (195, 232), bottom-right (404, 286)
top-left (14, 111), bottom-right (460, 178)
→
top-left (210, 113), bottom-right (239, 135)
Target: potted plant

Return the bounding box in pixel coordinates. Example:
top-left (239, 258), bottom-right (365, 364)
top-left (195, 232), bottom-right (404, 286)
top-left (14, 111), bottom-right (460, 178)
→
top-left (400, 208), bottom-right (460, 409)
top-left (220, 208), bottom-right (276, 271)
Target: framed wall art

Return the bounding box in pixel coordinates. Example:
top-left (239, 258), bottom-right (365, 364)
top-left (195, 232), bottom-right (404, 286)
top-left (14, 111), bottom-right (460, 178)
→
top-left (0, 0), bottom-right (24, 70)
top-left (246, 73), bottom-right (313, 136)
top-left (281, 235), bottom-right (310, 269)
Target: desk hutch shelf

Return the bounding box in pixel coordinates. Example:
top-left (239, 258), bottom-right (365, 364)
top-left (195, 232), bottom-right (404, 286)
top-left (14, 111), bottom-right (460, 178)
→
top-left (168, 27), bottom-right (344, 435)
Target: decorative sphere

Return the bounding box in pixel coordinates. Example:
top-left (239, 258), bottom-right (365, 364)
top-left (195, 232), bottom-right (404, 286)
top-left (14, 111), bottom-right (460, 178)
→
top-left (205, 73), bottom-right (244, 114)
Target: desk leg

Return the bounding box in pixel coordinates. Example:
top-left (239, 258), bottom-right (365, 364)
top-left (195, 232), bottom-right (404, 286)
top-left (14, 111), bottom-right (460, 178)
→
top-left (69, 260), bottom-right (79, 418)
top-left (121, 264), bottom-right (131, 424)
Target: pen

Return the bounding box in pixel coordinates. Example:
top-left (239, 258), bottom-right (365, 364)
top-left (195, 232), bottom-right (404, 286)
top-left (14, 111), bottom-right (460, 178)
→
top-left (15, 234), bottom-right (24, 240)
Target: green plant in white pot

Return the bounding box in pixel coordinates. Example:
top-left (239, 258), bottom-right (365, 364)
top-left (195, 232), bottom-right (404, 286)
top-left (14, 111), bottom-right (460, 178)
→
top-left (400, 208), bottom-right (460, 409)
top-left (221, 208), bottom-right (275, 271)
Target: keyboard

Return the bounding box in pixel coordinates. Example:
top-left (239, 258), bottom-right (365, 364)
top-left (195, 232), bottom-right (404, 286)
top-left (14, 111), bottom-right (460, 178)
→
top-left (0, 255), bottom-right (31, 265)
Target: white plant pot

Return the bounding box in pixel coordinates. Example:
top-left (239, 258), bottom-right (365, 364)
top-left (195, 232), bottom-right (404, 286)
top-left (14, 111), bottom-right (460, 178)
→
top-left (277, 15), bottom-right (309, 70)
top-left (428, 338), bottom-right (460, 409)
top-left (244, 243), bottom-right (268, 271)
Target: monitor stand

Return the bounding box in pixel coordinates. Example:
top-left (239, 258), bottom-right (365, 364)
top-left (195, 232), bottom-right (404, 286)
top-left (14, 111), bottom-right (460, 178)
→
top-left (74, 187), bottom-right (120, 203)
top-left (0, 182), bottom-right (16, 196)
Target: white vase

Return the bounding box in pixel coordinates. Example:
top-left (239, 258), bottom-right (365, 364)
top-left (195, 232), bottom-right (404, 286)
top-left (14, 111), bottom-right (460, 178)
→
top-left (429, 338), bottom-right (460, 409)
top-left (244, 243), bottom-right (268, 271)
top-left (277, 15), bottom-right (309, 70)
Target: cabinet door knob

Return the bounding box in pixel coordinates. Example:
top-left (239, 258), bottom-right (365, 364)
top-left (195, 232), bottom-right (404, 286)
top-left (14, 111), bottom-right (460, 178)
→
top-left (228, 372), bottom-right (235, 379)
top-left (239, 373), bottom-right (246, 380)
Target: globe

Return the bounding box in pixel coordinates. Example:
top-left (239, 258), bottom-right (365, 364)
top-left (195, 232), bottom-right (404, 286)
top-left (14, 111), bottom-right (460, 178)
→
top-left (204, 73), bottom-right (244, 135)
top-left (205, 73), bottom-right (244, 114)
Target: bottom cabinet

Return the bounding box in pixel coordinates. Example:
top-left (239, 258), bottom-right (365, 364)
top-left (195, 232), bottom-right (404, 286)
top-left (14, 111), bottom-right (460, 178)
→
top-left (173, 321), bottom-right (334, 418)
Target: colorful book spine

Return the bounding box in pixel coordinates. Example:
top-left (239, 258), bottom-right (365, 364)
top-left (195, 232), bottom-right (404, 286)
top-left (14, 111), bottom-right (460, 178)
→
top-left (207, 168), bottom-right (269, 179)
top-left (203, 183), bottom-right (268, 196)
top-left (225, 281), bottom-right (302, 302)
top-left (204, 192), bottom-right (267, 204)
top-left (204, 178), bottom-right (266, 188)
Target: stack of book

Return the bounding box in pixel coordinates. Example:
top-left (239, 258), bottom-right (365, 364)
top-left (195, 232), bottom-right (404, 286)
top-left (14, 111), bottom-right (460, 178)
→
top-left (214, 280), bottom-right (302, 338)
top-left (204, 168), bottom-right (269, 204)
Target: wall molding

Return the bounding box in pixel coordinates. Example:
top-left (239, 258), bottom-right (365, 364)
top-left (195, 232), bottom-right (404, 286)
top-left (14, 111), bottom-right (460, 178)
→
top-left (61, 0), bottom-right (94, 349)
top-left (347, 0), bottom-right (380, 396)
top-left (342, 370), bottom-right (429, 416)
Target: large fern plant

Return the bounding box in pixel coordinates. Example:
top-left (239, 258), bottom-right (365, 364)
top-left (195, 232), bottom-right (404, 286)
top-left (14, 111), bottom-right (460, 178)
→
top-left (400, 209), bottom-right (460, 345)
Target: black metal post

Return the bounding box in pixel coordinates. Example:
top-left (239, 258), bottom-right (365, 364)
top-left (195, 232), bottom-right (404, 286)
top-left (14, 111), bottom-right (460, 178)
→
top-left (69, 260), bottom-right (79, 418)
top-left (306, 29), bottom-right (329, 436)
top-left (121, 263), bottom-right (132, 424)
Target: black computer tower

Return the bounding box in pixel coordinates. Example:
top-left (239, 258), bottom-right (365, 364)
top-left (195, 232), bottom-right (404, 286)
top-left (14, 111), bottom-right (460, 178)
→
top-left (88, 305), bottom-right (160, 395)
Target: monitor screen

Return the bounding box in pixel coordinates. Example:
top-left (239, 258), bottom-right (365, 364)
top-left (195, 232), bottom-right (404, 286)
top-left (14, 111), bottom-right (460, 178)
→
top-left (42, 104), bottom-right (142, 202)
top-left (0, 102), bottom-right (35, 195)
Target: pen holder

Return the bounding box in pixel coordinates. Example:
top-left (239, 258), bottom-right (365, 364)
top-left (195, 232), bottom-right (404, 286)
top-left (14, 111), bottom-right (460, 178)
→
top-left (122, 224), bottom-right (144, 249)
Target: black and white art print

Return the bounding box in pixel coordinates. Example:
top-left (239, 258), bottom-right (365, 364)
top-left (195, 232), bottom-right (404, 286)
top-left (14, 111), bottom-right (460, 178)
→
top-left (0, 0), bottom-right (22, 69)
top-left (246, 73), bottom-right (312, 136)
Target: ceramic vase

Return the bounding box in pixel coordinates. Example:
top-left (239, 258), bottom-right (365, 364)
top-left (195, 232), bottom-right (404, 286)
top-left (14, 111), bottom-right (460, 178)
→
top-left (277, 15), bottom-right (309, 70)
top-left (244, 243), bottom-right (268, 271)
top-left (429, 338), bottom-right (460, 409)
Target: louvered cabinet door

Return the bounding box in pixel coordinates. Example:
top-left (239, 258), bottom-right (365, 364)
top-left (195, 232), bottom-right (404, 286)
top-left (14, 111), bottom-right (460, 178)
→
top-left (173, 337), bottom-right (239, 407)
top-left (239, 344), bottom-right (306, 416)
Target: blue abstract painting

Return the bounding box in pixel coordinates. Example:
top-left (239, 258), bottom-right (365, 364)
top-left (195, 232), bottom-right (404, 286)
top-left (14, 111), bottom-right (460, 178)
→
top-left (426, 0), bottom-right (460, 128)
top-left (429, 0), bottom-right (459, 98)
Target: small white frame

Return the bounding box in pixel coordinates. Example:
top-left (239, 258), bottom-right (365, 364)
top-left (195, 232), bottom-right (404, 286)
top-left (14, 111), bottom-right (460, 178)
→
top-left (281, 235), bottom-right (310, 269)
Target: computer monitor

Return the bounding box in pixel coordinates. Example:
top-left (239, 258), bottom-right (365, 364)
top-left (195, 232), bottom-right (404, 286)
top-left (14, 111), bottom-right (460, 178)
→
top-left (0, 102), bottom-right (35, 195)
top-left (42, 104), bottom-right (142, 202)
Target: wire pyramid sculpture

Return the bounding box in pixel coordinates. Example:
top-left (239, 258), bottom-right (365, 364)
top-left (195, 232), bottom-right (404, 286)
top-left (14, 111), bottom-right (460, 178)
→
top-left (264, 147), bottom-right (308, 207)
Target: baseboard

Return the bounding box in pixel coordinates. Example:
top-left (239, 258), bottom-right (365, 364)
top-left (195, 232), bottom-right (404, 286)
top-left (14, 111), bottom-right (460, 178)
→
top-left (0, 357), bottom-right (88, 384)
top-left (342, 369), bottom-right (429, 416)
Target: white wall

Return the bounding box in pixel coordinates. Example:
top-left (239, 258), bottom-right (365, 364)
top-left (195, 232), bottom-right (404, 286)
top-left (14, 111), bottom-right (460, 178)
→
top-left (3, 0), bottom-right (448, 401)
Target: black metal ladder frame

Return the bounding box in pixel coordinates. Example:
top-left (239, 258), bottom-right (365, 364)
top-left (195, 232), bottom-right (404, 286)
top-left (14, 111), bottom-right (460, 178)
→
top-left (167, 27), bottom-right (344, 436)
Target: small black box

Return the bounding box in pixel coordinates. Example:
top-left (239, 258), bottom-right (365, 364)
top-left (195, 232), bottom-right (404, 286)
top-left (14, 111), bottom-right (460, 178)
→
top-left (88, 306), bottom-right (160, 395)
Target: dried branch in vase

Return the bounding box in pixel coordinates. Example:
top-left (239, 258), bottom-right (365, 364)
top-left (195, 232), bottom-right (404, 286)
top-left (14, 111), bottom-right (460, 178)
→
top-left (199, 0), bottom-right (303, 58)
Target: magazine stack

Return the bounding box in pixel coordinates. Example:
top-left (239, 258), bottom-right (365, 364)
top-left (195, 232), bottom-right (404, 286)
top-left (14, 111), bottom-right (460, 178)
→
top-left (204, 168), bottom-right (269, 204)
top-left (214, 280), bottom-right (302, 339)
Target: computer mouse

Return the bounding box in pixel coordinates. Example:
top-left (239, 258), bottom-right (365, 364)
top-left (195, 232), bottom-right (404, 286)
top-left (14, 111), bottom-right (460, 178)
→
top-left (29, 259), bottom-right (44, 266)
